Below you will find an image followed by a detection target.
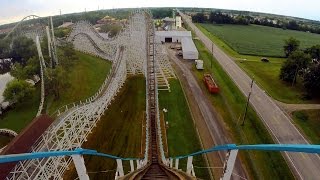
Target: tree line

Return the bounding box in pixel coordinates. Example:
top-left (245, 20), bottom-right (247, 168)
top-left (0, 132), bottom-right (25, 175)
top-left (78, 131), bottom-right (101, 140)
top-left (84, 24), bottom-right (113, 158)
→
top-left (192, 12), bottom-right (320, 34)
top-left (192, 12), bottom-right (250, 25)
top-left (280, 37), bottom-right (320, 98)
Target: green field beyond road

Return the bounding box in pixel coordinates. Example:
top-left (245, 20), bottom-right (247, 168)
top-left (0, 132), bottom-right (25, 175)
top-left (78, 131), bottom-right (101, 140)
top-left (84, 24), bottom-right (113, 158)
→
top-left (200, 24), bottom-right (320, 57)
top-left (196, 23), bottom-right (318, 103)
top-left (293, 110), bottom-right (320, 144)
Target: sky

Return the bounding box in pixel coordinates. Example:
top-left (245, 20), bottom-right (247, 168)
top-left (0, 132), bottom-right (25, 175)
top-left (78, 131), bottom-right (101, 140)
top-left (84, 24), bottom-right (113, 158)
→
top-left (0, 0), bottom-right (319, 25)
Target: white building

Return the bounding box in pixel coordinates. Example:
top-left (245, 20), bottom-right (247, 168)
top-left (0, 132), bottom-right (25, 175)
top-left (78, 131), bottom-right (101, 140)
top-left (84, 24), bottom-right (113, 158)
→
top-left (155, 31), bottom-right (191, 43)
top-left (176, 16), bottom-right (182, 29)
top-left (155, 31), bottom-right (198, 60)
top-left (181, 37), bottom-right (198, 60)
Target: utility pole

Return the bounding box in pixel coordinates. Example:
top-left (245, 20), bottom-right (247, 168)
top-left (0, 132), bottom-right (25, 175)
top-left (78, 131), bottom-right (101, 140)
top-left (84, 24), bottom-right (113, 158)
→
top-left (292, 66), bottom-right (299, 87)
top-left (241, 78), bottom-right (254, 126)
top-left (211, 42), bottom-right (213, 70)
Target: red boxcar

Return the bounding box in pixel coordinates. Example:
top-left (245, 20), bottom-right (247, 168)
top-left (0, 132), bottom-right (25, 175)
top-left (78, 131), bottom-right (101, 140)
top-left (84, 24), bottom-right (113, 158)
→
top-left (203, 74), bottom-right (219, 93)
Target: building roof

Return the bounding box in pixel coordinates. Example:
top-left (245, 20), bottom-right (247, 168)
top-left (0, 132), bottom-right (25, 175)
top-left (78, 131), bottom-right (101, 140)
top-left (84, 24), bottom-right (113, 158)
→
top-left (58, 22), bottom-right (74, 28)
top-left (181, 37), bottom-right (198, 53)
top-left (155, 31), bottom-right (191, 37)
top-left (163, 17), bottom-right (175, 22)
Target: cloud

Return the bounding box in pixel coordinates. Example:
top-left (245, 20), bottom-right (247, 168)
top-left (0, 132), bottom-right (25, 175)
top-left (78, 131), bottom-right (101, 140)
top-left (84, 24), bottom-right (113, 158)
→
top-left (0, 0), bottom-right (319, 25)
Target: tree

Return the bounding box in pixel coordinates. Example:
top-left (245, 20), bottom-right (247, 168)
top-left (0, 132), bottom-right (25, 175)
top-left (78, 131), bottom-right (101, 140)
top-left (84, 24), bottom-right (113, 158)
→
top-left (0, 39), bottom-right (10, 58)
top-left (209, 12), bottom-right (234, 24)
top-left (10, 63), bottom-right (26, 79)
top-left (283, 37), bottom-right (300, 57)
top-left (286, 20), bottom-right (299, 30)
top-left (10, 36), bottom-right (37, 64)
top-left (46, 66), bottom-right (69, 99)
top-left (58, 43), bottom-right (78, 69)
top-left (192, 13), bottom-right (207, 23)
top-left (100, 24), bottom-right (122, 37)
top-left (280, 50), bottom-right (311, 84)
top-left (305, 45), bottom-right (320, 61)
top-left (3, 79), bottom-right (35, 103)
top-left (10, 57), bottom-right (40, 80)
top-left (303, 63), bottom-right (320, 97)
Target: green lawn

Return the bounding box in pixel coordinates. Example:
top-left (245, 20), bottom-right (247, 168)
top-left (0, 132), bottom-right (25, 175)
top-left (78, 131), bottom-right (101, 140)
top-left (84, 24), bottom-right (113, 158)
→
top-left (159, 79), bottom-right (210, 179)
top-left (0, 51), bottom-right (111, 134)
top-left (200, 24), bottom-right (320, 57)
top-left (196, 23), bottom-right (318, 103)
top-left (47, 51), bottom-right (112, 114)
top-left (0, 84), bottom-right (40, 132)
top-left (64, 76), bottom-right (145, 180)
top-left (236, 59), bottom-right (312, 103)
top-left (0, 135), bottom-right (13, 147)
top-left (292, 110), bottom-right (320, 144)
top-left (192, 39), bottom-right (294, 179)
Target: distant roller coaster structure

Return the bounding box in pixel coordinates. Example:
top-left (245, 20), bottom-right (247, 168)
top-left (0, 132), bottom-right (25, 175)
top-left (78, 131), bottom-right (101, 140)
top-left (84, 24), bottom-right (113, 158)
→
top-left (3, 15), bottom-right (46, 40)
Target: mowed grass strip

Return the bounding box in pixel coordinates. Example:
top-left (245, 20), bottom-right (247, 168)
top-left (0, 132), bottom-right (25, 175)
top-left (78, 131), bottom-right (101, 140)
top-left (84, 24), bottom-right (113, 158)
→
top-left (192, 39), bottom-right (294, 179)
top-left (292, 110), bottom-right (320, 144)
top-left (158, 79), bottom-right (210, 179)
top-left (64, 76), bottom-right (145, 180)
top-left (196, 23), bottom-right (318, 103)
top-left (200, 24), bottom-right (320, 57)
top-left (47, 51), bottom-right (112, 114)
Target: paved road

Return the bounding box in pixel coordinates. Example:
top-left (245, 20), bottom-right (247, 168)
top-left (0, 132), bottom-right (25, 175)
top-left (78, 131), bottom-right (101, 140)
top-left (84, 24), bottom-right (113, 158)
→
top-left (178, 11), bottom-right (320, 179)
top-left (167, 48), bottom-right (247, 180)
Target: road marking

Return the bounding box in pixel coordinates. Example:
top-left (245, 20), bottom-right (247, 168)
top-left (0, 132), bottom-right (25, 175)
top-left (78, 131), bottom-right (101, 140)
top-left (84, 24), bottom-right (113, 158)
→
top-left (272, 115), bottom-right (280, 125)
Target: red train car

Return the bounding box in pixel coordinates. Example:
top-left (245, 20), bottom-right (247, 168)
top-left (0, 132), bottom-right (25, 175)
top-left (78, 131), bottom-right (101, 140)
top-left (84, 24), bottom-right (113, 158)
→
top-left (203, 74), bottom-right (219, 93)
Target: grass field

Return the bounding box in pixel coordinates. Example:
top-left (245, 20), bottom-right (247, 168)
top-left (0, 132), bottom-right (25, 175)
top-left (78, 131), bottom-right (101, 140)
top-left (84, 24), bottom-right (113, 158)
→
top-left (47, 51), bottom-right (112, 114)
top-left (0, 135), bottom-right (13, 148)
top-left (200, 24), bottom-right (320, 57)
top-left (196, 23), bottom-right (318, 103)
top-left (0, 51), bottom-right (110, 135)
top-left (236, 59), bottom-right (312, 103)
top-left (292, 110), bottom-right (320, 144)
top-left (192, 39), bottom-right (294, 179)
top-left (64, 76), bottom-right (145, 180)
top-left (158, 79), bottom-right (210, 179)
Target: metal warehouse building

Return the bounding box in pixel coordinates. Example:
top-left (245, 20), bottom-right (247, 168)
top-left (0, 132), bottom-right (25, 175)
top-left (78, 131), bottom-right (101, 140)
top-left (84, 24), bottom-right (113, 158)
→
top-left (155, 31), bottom-right (191, 43)
top-left (181, 37), bottom-right (198, 59)
top-left (155, 31), bottom-right (198, 60)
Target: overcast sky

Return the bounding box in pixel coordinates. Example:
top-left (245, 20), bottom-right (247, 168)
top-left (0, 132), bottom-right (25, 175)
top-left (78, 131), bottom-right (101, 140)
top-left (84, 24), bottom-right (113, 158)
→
top-left (0, 0), bottom-right (319, 25)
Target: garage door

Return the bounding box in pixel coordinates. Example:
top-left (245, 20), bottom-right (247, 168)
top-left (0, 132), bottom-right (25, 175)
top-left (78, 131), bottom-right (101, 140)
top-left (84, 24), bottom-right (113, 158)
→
top-left (165, 37), bottom-right (172, 42)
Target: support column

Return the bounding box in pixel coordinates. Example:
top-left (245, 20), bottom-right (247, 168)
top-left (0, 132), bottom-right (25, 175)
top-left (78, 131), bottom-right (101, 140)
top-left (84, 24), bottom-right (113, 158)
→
top-left (71, 155), bottom-right (89, 180)
top-left (136, 160), bottom-right (141, 169)
top-left (130, 160), bottom-right (134, 172)
top-left (170, 158), bottom-right (173, 168)
top-left (175, 159), bottom-right (179, 169)
top-left (221, 150), bottom-right (238, 180)
top-left (116, 159), bottom-right (124, 177)
top-left (186, 156), bottom-right (193, 175)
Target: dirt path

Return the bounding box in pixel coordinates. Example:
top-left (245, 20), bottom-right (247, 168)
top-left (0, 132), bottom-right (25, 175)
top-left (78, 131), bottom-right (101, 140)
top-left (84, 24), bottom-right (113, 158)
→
top-left (167, 47), bottom-right (247, 180)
